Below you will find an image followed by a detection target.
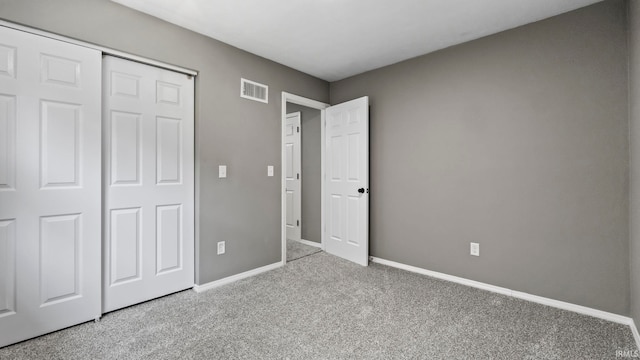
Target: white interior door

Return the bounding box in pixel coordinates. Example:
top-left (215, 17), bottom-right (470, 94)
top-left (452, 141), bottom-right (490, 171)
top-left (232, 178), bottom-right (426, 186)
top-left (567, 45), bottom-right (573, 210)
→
top-left (0, 26), bottom-right (102, 347)
top-left (102, 56), bottom-right (194, 313)
top-left (324, 96), bottom-right (369, 266)
top-left (285, 112), bottom-right (302, 242)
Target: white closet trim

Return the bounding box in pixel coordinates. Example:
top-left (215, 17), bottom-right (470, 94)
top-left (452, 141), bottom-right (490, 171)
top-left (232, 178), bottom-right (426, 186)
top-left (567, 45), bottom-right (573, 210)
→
top-left (0, 20), bottom-right (198, 77)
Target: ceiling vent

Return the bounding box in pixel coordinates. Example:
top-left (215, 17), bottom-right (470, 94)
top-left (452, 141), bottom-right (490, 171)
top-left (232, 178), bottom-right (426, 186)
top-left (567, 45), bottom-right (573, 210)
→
top-left (241, 78), bottom-right (268, 103)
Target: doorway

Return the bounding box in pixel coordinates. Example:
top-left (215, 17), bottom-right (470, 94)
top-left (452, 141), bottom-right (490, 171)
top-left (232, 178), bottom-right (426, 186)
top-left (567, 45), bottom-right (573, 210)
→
top-left (282, 93), bottom-right (328, 263)
top-left (281, 93), bottom-right (371, 266)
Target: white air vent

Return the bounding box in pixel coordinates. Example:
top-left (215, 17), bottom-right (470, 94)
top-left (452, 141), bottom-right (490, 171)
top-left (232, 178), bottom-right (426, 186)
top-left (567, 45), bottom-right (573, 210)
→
top-left (241, 78), bottom-right (268, 103)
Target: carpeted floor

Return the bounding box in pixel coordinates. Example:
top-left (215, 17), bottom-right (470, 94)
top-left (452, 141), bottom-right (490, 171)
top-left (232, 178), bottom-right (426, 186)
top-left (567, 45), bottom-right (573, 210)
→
top-left (1, 252), bottom-right (637, 359)
top-left (286, 239), bottom-right (321, 262)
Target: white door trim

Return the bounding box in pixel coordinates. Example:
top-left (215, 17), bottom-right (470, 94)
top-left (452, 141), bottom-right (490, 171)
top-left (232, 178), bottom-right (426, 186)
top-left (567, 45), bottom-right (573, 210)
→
top-left (281, 92), bottom-right (329, 265)
top-left (0, 20), bottom-right (198, 77)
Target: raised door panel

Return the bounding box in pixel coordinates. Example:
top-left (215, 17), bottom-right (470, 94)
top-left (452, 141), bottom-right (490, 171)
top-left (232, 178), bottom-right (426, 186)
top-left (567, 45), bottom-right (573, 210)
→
top-left (0, 95), bottom-right (16, 190)
top-left (330, 135), bottom-right (343, 181)
top-left (328, 131), bottom-right (345, 245)
top-left (156, 116), bottom-right (182, 184)
top-left (330, 195), bottom-right (342, 241)
top-left (346, 132), bottom-right (361, 248)
top-left (40, 101), bottom-right (80, 188)
top-left (0, 219), bottom-right (16, 317)
top-left (347, 197), bottom-right (360, 246)
top-left (0, 45), bottom-right (16, 79)
top-left (39, 214), bottom-right (81, 306)
top-left (286, 191), bottom-right (294, 227)
top-left (347, 134), bottom-right (360, 181)
top-left (110, 208), bottom-right (142, 285)
top-left (40, 54), bottom-right (81, 88)
top-left (285, 123), bottom-right (294, 136)
top-left (156, 205), bottom-right (182, 274)
top-left (110, 111), bottom-right (141, 185)
top-left (348, 108), bottom-right (360, 125)
top-left (111, 72), bottom-right (140, 99)
top-left (285, 143), bottom-right (294, 180)
top-left (156, 81), bottom-right (181, 106)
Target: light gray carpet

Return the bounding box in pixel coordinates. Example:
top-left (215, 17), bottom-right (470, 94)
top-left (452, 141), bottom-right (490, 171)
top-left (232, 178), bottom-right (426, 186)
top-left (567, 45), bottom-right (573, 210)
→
top-left (1, 252), bottom-right (636, 359)
top-left (286, 239), bottom-right (321, 262)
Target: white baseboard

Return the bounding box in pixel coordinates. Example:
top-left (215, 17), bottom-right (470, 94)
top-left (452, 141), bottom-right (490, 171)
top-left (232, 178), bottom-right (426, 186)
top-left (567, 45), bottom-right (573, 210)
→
top-left (193, 262), bottom-right (282, 293)
top-left (191, 255), bottom-right (639, 350)
top-left (369, 257), bottom-right (635, 328)
top-left (298, 239), bottom-right (322, 248)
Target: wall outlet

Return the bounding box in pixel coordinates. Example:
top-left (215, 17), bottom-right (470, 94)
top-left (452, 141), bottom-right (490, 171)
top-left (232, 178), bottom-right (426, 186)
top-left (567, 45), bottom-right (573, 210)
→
top-left (470, 242), bottom-right (480, 256)
top-left (218, 165), bottom-right (227, 178)
top-left (267, 165), bottom-right (274, 177)
top-left (217, 241), bottom-right (225, 255)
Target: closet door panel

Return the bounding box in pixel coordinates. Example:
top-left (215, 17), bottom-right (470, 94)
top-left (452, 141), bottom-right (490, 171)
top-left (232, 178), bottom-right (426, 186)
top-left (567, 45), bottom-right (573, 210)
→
top-left (103, 56), bottom-right (194, 313)
top-left (0, 26), bottom-right (101, 348)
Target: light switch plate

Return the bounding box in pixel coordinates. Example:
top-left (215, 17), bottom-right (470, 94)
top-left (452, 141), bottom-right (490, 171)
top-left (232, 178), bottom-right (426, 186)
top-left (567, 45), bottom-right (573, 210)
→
top-left (219, 165), bottom-right (227, 178)
top-left (267, 165), bottom-right (274, 177)
top-left (217, 241), bottom-right (225, 255)
top-left (470, 242), bottom-right (480, 256)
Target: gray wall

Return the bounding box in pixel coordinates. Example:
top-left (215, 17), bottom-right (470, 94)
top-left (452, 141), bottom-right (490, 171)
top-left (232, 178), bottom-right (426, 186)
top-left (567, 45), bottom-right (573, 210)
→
top-left (629, 0), bottom-right (640, 327)
top-left (286, 103), bottom-right (322, 243)
top-left (331, 0), bottom-right (629, 314)
top-left (0, 0), bottom-right (329, 284)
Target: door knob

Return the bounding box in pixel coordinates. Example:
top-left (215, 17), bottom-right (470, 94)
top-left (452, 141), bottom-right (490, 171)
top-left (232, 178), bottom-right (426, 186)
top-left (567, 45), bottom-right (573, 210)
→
top-left (358, 188), bottom-right (365, 194)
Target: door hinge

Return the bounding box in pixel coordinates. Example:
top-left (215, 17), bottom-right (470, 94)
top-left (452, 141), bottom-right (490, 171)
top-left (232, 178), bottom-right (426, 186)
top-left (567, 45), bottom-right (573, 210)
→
top-left (297, 126), bottom-right (300, 133)
top-left (297, 220), bottom-right (300, 227)
top-left (297, 173), bottom-right (300, 180)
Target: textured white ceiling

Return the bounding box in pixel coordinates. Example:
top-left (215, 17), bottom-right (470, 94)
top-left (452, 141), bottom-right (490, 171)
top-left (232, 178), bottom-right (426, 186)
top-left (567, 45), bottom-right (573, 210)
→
top-left (111, 0), bottom-right (602, 82)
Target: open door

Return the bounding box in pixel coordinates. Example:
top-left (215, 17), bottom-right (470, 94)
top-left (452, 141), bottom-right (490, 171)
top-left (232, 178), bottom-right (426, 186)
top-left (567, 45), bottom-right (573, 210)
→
top-left (324, 96), bottom-right (369, 266)
top-left (285, 112), bottom-right (302, 243)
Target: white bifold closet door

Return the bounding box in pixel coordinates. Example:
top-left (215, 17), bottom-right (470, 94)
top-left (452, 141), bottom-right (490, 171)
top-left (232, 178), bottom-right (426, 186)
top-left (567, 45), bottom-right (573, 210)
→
top-left (102, 56), bottom-right (194, 313)
top-left (0, 26), bottom-right (102, 347)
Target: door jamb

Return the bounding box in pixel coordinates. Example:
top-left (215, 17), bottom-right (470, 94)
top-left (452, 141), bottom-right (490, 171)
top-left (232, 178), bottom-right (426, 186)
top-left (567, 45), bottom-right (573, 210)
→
top-left (281, 92), bottom-right (329, 265)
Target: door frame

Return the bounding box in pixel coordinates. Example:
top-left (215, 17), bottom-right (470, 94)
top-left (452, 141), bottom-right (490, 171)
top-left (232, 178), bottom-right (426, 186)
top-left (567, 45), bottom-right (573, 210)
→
top-left (281, 92), bottom-right (329, 264)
